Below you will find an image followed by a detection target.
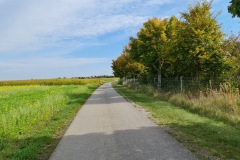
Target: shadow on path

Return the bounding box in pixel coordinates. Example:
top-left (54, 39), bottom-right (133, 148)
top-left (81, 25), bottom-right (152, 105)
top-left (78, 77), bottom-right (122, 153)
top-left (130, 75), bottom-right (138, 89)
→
top-left (50, 126), bottom-right (198, 160)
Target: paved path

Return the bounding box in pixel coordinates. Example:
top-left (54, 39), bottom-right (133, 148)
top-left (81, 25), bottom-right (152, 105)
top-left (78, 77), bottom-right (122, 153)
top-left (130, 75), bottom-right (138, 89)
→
top-left (49, 83), bottom-right (198, 160)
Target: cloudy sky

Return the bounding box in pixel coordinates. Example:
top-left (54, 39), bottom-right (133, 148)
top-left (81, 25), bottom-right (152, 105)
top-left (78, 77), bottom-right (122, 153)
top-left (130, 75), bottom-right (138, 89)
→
top-left (0, 0), bottom-right (239, 80)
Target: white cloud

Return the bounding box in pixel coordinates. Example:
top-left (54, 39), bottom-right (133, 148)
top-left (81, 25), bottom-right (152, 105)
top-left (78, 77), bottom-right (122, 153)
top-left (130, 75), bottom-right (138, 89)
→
top-left (0, 0), bottom-right (231, 54)
top-left (67, 15), bottom-right (147, 37)
top-left (0, 0), bottom-right (175, 53)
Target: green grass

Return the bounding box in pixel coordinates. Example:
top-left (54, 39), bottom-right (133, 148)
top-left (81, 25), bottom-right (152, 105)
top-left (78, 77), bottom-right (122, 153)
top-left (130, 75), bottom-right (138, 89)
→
top-left (113, 83), bottom-right (240, 160)
top-left (0, 84), bottom-right (99, 160)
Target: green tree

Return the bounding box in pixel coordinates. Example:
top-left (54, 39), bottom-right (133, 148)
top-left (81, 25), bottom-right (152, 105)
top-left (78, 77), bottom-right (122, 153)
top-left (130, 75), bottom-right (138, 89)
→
top-left (114, 0), bottom-right (232, 88)
top-left (112, 54), bottom-right (128, 78)
top-left (134, 18), bottom-right (169, 90)
top-left (228, 0), bottom-right (240, 17)
top-left (179, 0), bottom-right (228, 80)
top-left (112, 47), bottom-right (145, 78)
top-left (125, 61), bottom-right (146, 78)
top-left (223, 33), bottom-right (240, 85)
top-left (165, 16), bottom-right (183, 77)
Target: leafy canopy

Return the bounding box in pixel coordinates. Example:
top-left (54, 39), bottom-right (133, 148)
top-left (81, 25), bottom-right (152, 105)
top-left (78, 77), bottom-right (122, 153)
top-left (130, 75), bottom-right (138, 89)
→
top-left (228, 0), bottom-right (240, 17)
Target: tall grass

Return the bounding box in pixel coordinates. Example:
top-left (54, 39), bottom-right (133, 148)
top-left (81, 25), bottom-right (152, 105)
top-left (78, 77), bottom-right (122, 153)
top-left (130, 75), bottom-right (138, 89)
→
top-left (168, 83), bottom-right (240, 125)
top-left (123, 82), bottom-right (240, 126)
top-left (0, 86), bottom-right (69, 138)
top-left (0, 84), bottom-right (98, 159)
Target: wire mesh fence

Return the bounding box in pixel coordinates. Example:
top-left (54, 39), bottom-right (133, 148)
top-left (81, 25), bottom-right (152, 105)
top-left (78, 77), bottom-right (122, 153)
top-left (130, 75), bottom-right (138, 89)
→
top-left (122, 77), bottom-right (235, 93)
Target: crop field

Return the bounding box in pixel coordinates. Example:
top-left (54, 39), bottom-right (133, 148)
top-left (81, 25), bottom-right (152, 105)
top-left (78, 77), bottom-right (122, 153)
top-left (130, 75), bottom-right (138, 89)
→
top-left (0, 78), bottom-right (117, 159)
top-left (0, 78), bottom-right (105, 86)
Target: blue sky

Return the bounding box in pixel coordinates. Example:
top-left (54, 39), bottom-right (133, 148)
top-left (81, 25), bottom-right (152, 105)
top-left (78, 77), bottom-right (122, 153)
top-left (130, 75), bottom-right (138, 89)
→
top-left (0, 0), bottom-right (239, 80)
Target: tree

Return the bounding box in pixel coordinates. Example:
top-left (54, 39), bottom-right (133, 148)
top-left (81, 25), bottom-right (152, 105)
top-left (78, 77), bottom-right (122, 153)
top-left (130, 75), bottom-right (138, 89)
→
top-left (112, 46), bottom-right (145, 78)
top-left (179, 0), bottom-right (228, 80)
top-left (112, 54), bottom-right (128, 78)
top-left (223, 33), bottom-right (240, 84)
top-left (165, 16), bottom-right (183, 77)
top-left (113, 0), bottom-right (233, 89)
top-left (125, 61), bottom-right (145, 78)
top-left (134, 18), bottom-right (169, 90)
top-left (228, 0), bottom-right (240, 17)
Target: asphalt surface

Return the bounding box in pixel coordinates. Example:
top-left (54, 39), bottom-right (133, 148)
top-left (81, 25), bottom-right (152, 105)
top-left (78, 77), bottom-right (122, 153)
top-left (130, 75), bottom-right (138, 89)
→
top-left (49, 83), bottom-right (198, 160)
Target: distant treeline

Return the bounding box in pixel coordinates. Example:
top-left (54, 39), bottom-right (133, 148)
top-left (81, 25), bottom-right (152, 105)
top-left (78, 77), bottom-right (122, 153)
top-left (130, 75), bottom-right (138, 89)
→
top-left (71, 75), bottom-right (115, 79)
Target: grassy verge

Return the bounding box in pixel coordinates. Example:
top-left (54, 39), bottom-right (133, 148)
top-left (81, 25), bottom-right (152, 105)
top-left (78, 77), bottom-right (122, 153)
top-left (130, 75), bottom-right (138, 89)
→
top-left (113, 83), bottom-right (240, 160)
top-left (124, 82), bottom-right (240, 126)
top-left (0, 84), bottom-right (99, 160)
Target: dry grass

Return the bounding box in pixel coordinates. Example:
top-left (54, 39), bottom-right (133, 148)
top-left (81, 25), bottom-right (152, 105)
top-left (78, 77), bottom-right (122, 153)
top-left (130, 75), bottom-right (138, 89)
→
top-left (124, 81), bottom-right (240, 126)
top-left (166, 83), bottom-right (240, 125)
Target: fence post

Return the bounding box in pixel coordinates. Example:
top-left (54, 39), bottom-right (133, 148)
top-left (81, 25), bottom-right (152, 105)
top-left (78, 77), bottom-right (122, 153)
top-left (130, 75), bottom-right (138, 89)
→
top-left (180, 76), bottom-right (183, 94)
top-left (154, 78), bottom-right (156, 89)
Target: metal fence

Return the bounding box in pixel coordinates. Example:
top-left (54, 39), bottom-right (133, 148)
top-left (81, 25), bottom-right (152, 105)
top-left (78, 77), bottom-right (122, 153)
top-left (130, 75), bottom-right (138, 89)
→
top-left (122, 77), bottom-right (232, 93)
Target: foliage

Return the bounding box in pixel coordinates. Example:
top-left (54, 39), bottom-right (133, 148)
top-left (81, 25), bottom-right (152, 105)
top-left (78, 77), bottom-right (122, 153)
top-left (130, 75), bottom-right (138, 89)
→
top-left (112, 54), bottom-right (129, 78)
top-left (134, 17), bottom-right (169, 90)
top-left (228, 0), bottom-right (240, 17)
top-left (179, 1), bottom-right (229, 79)
top-left (112, 48), bottom-right (145, 78)
top-left (112, 0), bottom-right (234, 88)
top-left (223, 33), bottom-right (240, 85)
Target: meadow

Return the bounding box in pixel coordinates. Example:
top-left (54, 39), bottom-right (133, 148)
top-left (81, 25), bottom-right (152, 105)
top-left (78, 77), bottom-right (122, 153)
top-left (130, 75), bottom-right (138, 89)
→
top-left (0, 78), bottom-right (116, 160)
